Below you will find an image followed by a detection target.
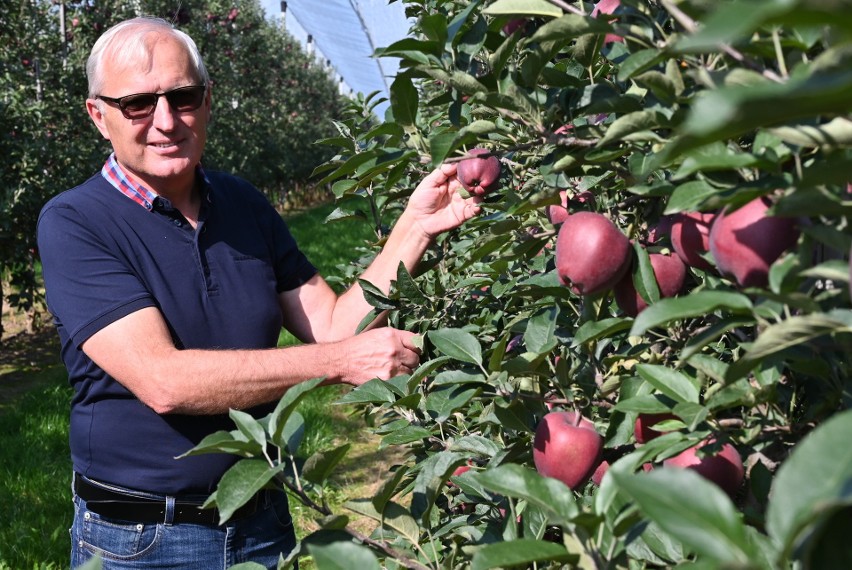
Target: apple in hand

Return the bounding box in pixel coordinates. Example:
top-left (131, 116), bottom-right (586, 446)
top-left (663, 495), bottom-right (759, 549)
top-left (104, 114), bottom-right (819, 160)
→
top-left (556, 212), bottom-right (631, 296)
top-left (533, 411), bottom-right (603, 490)
top-left (709, 196), bottom-right (800, 288)
top-left (614, 252), bottom-right (686, 317)
top-left (633, 412), bottom-right (678, 444)
top-left (456, 148), bottom-right (501, 196)
top-left (663, 439), bottom-right (744, 498)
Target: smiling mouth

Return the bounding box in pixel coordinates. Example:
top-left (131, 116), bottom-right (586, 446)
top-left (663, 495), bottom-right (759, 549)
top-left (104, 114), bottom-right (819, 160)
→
top-left (151, 142), bottom-right (178, 148)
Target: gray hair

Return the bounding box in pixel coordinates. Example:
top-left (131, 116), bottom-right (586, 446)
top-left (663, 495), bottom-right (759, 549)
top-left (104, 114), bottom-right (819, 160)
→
top-left (86, 17), bottom-right (209, 99)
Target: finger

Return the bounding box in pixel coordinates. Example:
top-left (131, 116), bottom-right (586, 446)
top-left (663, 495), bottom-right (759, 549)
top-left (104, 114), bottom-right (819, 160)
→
top-left (400, 332), bottom-right (423, 354)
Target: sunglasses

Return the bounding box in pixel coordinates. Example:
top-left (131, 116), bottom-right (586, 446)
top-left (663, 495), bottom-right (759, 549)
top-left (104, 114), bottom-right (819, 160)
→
top-left (97, 85), bottom-right (207, 119)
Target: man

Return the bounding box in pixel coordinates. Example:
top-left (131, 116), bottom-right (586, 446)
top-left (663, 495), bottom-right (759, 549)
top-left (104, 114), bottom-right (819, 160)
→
top-left (37, 17), bottom-right (481, 568)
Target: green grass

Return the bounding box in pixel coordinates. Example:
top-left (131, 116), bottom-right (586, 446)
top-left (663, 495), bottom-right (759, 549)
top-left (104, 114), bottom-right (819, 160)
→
top-left (0, 201), bottom-right (376, 568)
top-left (0, 367), bottom-right (72, 569)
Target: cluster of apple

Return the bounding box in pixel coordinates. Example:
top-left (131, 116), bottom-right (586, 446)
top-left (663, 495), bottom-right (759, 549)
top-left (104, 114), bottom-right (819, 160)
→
top-left (532, 410), bottom-right (744, 498)
top-left (550, 191), bottom-right (801, 316)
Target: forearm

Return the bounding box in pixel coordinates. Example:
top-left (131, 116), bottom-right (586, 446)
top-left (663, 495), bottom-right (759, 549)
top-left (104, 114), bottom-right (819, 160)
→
top-left (326, 209), bottom-right (434, 337)
top-left (132, 341), bottom-right (348, 415)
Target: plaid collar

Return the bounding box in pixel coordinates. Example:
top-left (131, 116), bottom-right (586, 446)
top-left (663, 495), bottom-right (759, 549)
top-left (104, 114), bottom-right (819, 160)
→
top-left (100, 153), bottom-right (211, 210)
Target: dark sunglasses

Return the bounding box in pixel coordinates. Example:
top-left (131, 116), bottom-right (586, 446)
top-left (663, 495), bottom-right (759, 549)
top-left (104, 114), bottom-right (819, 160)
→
top-left (97, 85), bottom-right (207, 119)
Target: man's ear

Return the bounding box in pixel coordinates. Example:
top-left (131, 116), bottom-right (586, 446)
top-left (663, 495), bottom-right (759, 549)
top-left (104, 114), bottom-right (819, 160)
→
top-left (86, 98), bottom-right (111, 140)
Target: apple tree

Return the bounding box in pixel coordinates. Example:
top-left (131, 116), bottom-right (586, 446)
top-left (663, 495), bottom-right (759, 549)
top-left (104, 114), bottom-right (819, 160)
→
top-left (188, 1), bottom-right (852, 568)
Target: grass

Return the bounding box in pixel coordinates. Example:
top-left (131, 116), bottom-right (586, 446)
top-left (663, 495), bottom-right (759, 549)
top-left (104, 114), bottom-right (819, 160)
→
top-left (0, 201), bottom-right (385, 569)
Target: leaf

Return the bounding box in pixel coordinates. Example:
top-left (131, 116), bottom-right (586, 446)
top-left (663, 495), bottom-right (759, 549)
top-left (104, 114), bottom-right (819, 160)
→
top-left (612, 468), bottom-right (757, 565)
top-left (268, 377), bottom-right (326, 446)
top-left (636, 364), bottom-right (701, 404)
top-left (630, 291), bottom-right (754, 336)
top-left (573, 317), bottom-right (634, 346)
top-left (665, 179), bottom-right (725, 214)
top-left (371, 465), bottom-right (409, 514)
top-left (336, 378), bottom-right (398, 405)
top-left (428, 328), bottom-right (483, 365)
top-left (381, 425), bottom-right (433, 446)
top-left (358, 278), bottom-right (397, 310)
top-left (395, 261), bottom-right (426, 303)
top-left (301, 444), bottom-right (351, 485)
top-left (229, 409), bottom-right (267, 450)
top-left (346, 498), bottom-right (422, 547)
top-left (450, 435), bottom-right (503, 457)
top-left (176, 430), bottom-right (263, 459)
top-left (307, 541), bottom-right (381, 570)
top-left (599, 110), bottom-right (663, 146)
top-left (471, 539), bottom-right (576, 570)
top-left (210, 459), bottom-right (287, 524)
top-left (726, 313), bottom-right (852, 382)
top-left (766, 410), bottom-right (852, 563)
top-left (476, 464), bottom-right (578, 523)
top-left (277, 411), bottom-right (305, 456)
top-left (390, 74), bottom-right (418, 127)
top-left (524, 306), bottom-right (559, 354)
top-left (482, 0), bottom-right (563, 18)
top-left (410, 451), bottom-right (467, 524)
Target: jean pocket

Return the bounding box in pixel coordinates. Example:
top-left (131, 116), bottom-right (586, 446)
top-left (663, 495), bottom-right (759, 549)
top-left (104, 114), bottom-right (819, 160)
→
top-left (78, 507), bottom-right (160, 561)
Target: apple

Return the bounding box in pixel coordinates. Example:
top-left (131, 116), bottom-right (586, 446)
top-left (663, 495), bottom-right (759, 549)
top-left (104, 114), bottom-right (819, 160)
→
top-left (556, 212), bottom-right (630, 296)
top-left (502, 18), bottom-right (526, 35)
top-left (456, 148), bottom-right (501, 196)
top-left (614, 252), bottom-right (686, 317)
top-left (670, 211), bottom-right (715, 271)
top-left (633, 412), bottom-right (678, 444)
top-left (663, 439), bottom-right (744, 498)
top-left (546, 190), bottom-right (570, 225)
top-left (591, 0), bottom-right (624, 44)
top-left (708, 196), bottom-right (800, 288)
top-left (591, 460), bottom-right (610, 486)
top-left (533, 411), bottom-right (603, 490)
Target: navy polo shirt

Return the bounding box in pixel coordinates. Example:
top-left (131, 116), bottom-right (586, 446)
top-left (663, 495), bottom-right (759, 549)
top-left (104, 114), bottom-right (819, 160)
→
top-left (37, 168), bottom-right (317, 494)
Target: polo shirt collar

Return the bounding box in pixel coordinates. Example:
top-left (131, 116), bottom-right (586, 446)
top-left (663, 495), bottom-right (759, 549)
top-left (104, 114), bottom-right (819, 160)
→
top-left (100, 153), bottom-right (212, 211)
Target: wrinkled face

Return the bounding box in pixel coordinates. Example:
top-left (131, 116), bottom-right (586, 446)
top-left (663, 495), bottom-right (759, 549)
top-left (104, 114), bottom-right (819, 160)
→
top-left (86, 33), bottom-right (211, 196)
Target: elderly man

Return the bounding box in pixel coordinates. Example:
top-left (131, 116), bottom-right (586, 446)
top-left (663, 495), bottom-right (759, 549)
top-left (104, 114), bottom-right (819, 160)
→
top-left (37, 16), bottom-right (480, 568)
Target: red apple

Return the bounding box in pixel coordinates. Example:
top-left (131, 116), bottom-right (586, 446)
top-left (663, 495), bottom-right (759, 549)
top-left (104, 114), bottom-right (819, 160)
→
top-left (670, 211), bottom-right (715, 271)
top-left (546, 190), bottom-right (570, 225)
top-left (457, 148), bottom-right (501, 196)
top-left (591, 460), bottom-right (610, 486)
top-left (614, 253), bottom-right (686, 317)
top-left (591, 0), bottom-right (624, 44)
top-left (708, 196), bottom-right (800, 288)
top-left (663, 439), bottom-right (744, 498)
top-left (555, 212), bottom-right (631, 296)
top-left (533, 411), bottom-right (603, 490)
top-left (633, 412), bottom-right (678, 444)
top-left (502, 18), bottom-right (526, 35)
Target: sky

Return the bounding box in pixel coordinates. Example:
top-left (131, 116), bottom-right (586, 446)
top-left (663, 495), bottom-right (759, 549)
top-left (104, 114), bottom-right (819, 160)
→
top-left (260, 0), bottom-right (413, 115)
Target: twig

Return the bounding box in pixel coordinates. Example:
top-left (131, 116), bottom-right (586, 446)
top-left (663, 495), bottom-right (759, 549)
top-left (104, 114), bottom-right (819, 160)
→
top-left (660, 0), bottom-right (783, 83)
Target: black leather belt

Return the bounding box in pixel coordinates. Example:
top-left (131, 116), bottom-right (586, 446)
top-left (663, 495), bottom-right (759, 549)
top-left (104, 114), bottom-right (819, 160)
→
top-left (74, 475), bottom-right (263, 525)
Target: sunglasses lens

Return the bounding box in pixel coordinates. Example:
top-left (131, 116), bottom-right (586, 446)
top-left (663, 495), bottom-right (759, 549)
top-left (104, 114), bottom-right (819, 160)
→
top-left (168, 87), bottom-right (205, 111)
top-left (120, 94), bottom-right (157, 118)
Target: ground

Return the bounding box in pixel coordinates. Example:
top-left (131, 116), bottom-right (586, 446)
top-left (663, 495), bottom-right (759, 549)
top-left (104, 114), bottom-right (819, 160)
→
top-left (0, 300), bottom-right (61, 408)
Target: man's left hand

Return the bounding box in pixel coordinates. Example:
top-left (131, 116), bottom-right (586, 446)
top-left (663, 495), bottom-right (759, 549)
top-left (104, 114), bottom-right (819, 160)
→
top-left (407, 163), bottom-right (483, 239)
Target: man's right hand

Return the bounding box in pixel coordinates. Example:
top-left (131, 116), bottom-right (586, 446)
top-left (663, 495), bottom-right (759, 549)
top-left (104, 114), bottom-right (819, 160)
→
top-left (335, 327), bottom-right (422, 385)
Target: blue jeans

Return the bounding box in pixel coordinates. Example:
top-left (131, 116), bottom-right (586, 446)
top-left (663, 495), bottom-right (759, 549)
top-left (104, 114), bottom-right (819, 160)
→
top-left (70, 477), bottom-right (298, 569)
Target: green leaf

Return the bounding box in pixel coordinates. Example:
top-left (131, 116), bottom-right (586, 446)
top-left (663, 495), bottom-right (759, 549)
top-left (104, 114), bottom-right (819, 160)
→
top-left (726, 313), bottom-right (852, 382)
top-left (229, 409), bottom-right (267, 450)
top-left (482, 0), bottom-right (563, 18)
top-left (336, 378), bottom-right (398, 405)
top-left (277, 411), bottom-right (305, 456)
top-left (176, 430), bottom-right (263, 459)
top-left (410, 451), bottom-right (467, 524)
top-left (766, 409), bottom-right (852, 564)
top-left (450, 435), bottom-right (503, 457)
top-left (633, 242), bottom-right (660, 305)
top-left (301, 443), bottom-right (351, 485)
top-left (428, 328), bottom-right (483, 365)
top-left (573, 317), bottom-right (634, 346)
top-left (345, 499), bottom-right (422, 548)
top-left (268, 377), bottom-right (326, 447)
top-left (358, 278), bottom-right (397, 310)
top-left (307, 541), bottom-right (381, 570)
top-left (636, 364), bottom-right (701, 404)
top-left (371, 465), bottom-right (410, 514)
top-left (524, 306), bottom-right (559, 354)
top-left (613, 468), bottom-right (757, 565)
top-left (471, 539), bottom-right (576, 570)
top-left (630, 291), bottom-right (754, 336)
top-left (210, 459), bottom-right (287, 524)
top-left (665, 179), bottom-right (725, 214)
top-left (476, 464), bottom-right (579, 523)
top-left (390, 74), bottom-right (418, 127)
top-left (381, 425), bottom-right (433, 446)
top-left (396, 261), bottom-right (426, 303)
top-left (599, 110), bottom-right (663, 146)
